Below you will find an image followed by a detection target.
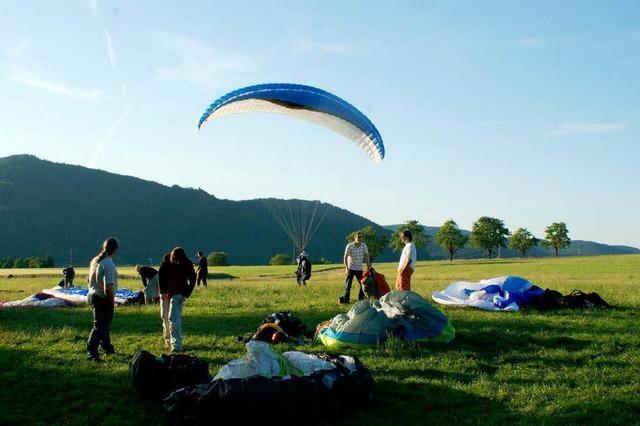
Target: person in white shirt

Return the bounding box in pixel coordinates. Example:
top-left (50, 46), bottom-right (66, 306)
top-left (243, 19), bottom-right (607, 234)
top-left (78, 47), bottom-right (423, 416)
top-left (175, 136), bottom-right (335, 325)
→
top-left (86, 237), bottom-right (119, 361)
top-left (339, 231), bottom-right (371, 304)
top-left (396, 230), bottom-right (417, 290)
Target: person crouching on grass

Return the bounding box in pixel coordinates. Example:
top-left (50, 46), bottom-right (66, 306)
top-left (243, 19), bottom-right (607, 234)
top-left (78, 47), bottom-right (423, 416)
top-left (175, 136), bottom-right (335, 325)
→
top-left (159, 247), bottom-right (196, 353)
top-left (396, 230), bottom-right (417, 290)
top-left (86, 237), bottom-right (119, 361)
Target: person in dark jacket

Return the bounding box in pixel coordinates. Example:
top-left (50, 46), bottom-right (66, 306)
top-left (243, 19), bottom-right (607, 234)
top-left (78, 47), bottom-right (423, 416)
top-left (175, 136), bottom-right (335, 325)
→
top-left (62, 266), bottom-right (76, 287)
top-left (295, 251), bottom-right (311, 286)
top-left (158, 247), bottom-right (196, 352)
top-left (195, 251), bottom-right (208, 287)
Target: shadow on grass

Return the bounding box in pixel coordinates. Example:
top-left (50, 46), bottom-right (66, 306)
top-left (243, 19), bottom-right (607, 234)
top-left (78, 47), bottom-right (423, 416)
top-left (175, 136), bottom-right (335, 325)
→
top-left (0, 346), bottom-right (166, 425)
top-left (2, 304), bottom-right (639, 425)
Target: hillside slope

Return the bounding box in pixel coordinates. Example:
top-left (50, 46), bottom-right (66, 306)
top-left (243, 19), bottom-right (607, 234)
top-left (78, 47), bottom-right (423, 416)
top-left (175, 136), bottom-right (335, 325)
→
top-left (0, 155), bottom-right (385, 265)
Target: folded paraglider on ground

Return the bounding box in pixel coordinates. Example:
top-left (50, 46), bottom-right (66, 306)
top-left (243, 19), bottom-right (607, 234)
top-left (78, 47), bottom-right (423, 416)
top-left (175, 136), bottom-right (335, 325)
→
top-left (0, 285), bottom-right (144, 309)
top-left (131, 342), bottom-right (374, 424)
top-left (316, 290), bottom-right (455, 347)
top-left (431, 276), bottom-right (611, 311)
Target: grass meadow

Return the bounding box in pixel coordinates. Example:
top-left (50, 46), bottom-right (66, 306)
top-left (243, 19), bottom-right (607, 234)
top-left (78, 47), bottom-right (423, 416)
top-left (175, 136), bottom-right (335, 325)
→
top-left (1, 255), bottom-right (639, 425)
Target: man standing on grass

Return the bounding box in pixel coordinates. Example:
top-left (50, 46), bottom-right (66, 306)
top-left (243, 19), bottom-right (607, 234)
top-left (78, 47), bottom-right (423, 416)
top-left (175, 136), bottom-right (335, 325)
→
top-left (86, 238), bottom-right (119, 361)
top-left (396, 230), bottom-right (417, 290)
top-left (339, 231), bottom-right (371, 304)
top-left (195, 251), bottom-right (208, 287)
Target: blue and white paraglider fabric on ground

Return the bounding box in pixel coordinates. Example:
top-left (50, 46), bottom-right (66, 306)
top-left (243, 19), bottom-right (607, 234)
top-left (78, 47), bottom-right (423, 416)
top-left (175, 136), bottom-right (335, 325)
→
top-left (1, 286), bottom-right (143, 308)
top-left (317, 290), bottom-right (455, 347)
top-left (431, 276), bottom-right (544, 311)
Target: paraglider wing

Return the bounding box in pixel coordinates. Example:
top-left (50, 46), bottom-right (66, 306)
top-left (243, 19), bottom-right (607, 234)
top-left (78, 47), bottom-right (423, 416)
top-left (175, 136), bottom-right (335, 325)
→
top-left (197, 83), bottom-right (385, 163)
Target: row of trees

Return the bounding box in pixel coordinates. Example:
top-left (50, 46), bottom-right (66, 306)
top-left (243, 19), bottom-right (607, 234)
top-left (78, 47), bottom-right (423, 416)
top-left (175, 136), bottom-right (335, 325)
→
top-left (410, 218), bottom-right (570, 260)
top-left (208, 219), bottom-right (571, 266)
top-left (344, 219), bottom-right (571, 262)
top-left (0, 256), bottom-right (55, 268)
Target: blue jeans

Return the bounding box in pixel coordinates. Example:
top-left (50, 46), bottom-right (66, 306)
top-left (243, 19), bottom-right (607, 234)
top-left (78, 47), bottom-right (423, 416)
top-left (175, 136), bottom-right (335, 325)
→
top-left (161, 294), bottom-right (185, 351)
top-left (87, 294), bottom-right (114, 355)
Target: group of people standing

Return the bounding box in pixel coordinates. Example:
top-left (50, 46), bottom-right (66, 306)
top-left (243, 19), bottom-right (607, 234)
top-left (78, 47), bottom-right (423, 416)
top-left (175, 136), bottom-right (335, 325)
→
top-left (340, 229), bottom-right (417, 303)
top-left (85, 230), bottom-right (416, 361)
top-left (86, 239), bottom-right (208, 361)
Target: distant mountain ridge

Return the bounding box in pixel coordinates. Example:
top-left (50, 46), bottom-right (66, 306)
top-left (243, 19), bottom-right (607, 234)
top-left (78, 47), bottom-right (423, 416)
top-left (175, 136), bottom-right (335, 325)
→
top-left (384, 225), bottom-right (640, 259)
top-left (0, 155), bottom-right (387, 265)
top-left (0, 154), bottom-right (636, 266)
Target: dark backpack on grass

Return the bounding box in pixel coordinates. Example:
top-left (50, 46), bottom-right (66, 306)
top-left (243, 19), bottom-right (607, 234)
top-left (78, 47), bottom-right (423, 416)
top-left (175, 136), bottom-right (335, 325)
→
top-left (130, 349), bottom-right (211, 401)
top-left (562, 290), bottom-right (610, 309)
top-left (261, 312), bottom-right (308, 337)
top-left (526, 289), bottom-right (564, 310)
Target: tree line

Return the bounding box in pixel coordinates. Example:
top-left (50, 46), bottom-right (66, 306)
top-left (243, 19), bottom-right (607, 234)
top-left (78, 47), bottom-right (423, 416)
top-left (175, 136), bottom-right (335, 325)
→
top-left (209, 219), bottom-right (572, 266)
top-left (346, 219), bottom-right (571, 261)
top-left (0, 256), bottom-right (55, 268)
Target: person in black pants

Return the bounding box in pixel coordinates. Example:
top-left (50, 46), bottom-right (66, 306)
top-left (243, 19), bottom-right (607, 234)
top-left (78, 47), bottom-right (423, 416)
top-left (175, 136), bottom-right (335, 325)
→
top-left (195, 251), bottom-right (208, 287)
top-left (86, 238), bottom-right (119, 361)
top-left (62, 266), bottom-right (75, 287)
top-left (339, 231), bottom-right (371, 304)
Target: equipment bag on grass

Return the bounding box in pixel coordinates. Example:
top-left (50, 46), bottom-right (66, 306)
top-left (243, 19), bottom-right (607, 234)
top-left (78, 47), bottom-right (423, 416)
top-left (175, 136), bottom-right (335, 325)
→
top-left (261, 311), bottom-right (308, 337)
top-left (360, 268), bottom-right (390, 300)
top-left (130, 349), bottom-right (211, 401)
top-left (164, 354), bottom-right (374, 425)
top-left (562, 290), bottom-right (610, 308)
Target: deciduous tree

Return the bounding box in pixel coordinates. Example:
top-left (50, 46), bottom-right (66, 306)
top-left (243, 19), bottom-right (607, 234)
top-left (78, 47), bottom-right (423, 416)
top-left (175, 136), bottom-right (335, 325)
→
top-left (435, 219), bottom-right (468, 261)
top-left (542, 222), bottom-right (571, 256)
top-left (269, 254), bottom-right (291, 265)
top-left (469, 217), bottom-right (510, 258)
top-left (509, 228), bottom-right (538, 257)
top-left (390, 220), bottom-right (430, 252)
top-left (207, 251), bottom-right (229, 266)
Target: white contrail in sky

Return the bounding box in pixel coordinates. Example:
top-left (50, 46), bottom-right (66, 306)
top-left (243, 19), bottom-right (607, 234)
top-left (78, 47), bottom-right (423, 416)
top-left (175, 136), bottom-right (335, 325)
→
top-left (87, 0), bottom-right (130, 168)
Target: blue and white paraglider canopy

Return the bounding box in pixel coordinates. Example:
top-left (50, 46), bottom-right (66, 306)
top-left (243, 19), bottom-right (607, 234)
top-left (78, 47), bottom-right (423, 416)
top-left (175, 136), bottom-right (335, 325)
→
top-left (197, 83), bottom-right (385, 163)
top-left (197, 83), bottom-right (385, 254)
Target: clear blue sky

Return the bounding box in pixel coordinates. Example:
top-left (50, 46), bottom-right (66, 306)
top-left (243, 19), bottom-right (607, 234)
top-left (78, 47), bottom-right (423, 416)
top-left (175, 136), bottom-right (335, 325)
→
top-left (1, 1), bottom-right (639, 247)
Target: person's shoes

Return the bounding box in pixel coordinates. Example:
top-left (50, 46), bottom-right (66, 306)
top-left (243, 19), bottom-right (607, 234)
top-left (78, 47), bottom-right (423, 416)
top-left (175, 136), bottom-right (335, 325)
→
top-left (101, 345), bottom-right (115, 355)
top-left (86, 352), bottom-right (101, 362)
top-left (338, 296), bottom-right (350, 304)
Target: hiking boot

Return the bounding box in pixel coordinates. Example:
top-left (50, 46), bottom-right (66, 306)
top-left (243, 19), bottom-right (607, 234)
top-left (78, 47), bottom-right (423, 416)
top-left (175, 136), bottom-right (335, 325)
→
top-left (101, 345), bottom-right (115, 355)
top-left (86, 352), bottom-right (101, 362)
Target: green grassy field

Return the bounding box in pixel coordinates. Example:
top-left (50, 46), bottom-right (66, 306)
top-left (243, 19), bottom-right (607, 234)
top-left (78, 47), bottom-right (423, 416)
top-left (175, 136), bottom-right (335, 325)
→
top-left (1, 255), bottom-right (639, 425)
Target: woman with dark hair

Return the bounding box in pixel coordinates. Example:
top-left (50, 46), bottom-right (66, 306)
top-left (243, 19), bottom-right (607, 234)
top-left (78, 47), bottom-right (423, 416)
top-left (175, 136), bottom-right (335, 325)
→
top-left (159, 247), bottom-right (196, 352)
top-left (86, 237), bottom-right (119, 361)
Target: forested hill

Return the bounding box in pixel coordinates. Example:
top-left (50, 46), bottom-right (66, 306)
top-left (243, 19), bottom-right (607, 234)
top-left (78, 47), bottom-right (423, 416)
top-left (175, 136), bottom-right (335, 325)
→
top-left (384, 225), bottom-right (640, 259)
top-left (0, 155), bottom-right (386, 265)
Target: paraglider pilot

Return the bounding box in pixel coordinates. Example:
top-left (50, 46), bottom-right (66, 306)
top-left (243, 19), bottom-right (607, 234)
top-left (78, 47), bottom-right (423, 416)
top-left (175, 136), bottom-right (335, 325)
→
top-left (295, 251), bottom-right (311, 286)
